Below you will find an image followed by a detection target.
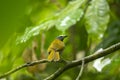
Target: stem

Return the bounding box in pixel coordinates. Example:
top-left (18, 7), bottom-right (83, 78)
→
top-left (76, 59), bottom-right (84, 80)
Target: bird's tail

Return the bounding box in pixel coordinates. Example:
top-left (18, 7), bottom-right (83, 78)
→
top-left (54, 52), bottom-right (60, 61)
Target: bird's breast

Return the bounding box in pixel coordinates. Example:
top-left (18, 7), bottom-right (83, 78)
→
top-left (48, 39), bottom-right (65, 52)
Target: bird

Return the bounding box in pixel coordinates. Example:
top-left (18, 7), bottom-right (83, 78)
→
top-left (47, 35), bottom-right (67, 61)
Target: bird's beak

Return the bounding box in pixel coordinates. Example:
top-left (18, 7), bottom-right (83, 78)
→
top-left (63, 35), bottom-right (67, 38)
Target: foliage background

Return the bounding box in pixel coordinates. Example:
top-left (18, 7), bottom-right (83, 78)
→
top-left (0, 0), bottom-right (120, 80)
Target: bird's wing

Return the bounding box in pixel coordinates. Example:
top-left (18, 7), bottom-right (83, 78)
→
top-left (47, 50), bottom-right (55, 61)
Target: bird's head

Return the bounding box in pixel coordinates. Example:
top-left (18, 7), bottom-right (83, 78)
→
top-left (56, 35), bottom-right (67, 41)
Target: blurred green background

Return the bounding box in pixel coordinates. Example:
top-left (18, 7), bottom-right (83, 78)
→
top-left (0, 0), bottom-right (120, 80)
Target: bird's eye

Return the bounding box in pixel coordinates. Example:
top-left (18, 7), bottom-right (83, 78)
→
top-left (48, 51), bottom-right (51, 54)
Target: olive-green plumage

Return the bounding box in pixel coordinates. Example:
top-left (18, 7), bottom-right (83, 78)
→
top-left (47, 35), bottom-right (67, 61)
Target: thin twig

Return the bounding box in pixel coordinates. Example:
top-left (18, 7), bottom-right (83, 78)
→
top-left (76, 59), bottom-right (84, 80)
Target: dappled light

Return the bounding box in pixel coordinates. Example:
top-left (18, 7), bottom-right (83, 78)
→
top-left (0, 0), bottom-right (120, 80)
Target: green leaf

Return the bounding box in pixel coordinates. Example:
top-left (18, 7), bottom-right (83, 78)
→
top-left (55, 0), bottom-right (85, 31)
top-left (16, 19), bottom-right (55, 44)
top-left (17, 0), bottom-right (86, 44)
top-left (95, 21), bottom-right (120, 50)
top-left (56, 9), bottom-right (83, 31)
top-left (85, 0), bottom-right (110, 41)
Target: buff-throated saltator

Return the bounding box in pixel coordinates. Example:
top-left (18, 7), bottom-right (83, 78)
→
top-left (47, 35), bottom-right (67, 61)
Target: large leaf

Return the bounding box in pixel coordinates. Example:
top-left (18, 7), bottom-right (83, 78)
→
top-left (16, 19), bottom-right (55, 44)
top-left (17, 0), bottom-right (85, 44)
top-left (55, 0), bottom-right (84, 31)
top-left (95, 20), bottom-right (120, 50)
top-left (85, 0), bottom-right (110, 41)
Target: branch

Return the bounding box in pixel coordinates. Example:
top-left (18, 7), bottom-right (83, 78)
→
top-left (44, 42), bottom-right (120, 80)
top-left (0, 42), bottom-right (120, 79)
top-left (0, 59), bottom-right (49, 79)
